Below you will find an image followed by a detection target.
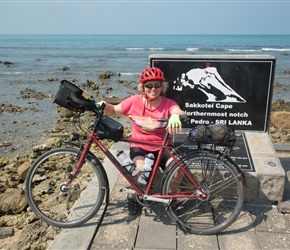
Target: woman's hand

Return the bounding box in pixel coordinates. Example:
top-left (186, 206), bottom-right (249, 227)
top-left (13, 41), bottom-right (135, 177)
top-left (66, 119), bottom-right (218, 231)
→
top-left (166, 114), bottom-right (182, 134)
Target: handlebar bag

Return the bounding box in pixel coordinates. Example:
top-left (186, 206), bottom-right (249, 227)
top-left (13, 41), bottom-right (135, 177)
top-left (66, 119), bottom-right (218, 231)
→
top-left (188, 124), bottom-right (236, 146)
top-left (54, 80), bottom-right (95, 112)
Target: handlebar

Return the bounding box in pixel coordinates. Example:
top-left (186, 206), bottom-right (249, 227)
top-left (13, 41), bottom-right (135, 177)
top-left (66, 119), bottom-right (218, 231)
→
top-left (157, 117), bottom-right (190, 125)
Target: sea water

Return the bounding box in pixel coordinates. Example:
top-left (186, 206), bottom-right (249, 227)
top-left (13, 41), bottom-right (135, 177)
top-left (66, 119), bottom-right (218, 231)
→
top-left (1, 34), bottom-right (290, 157)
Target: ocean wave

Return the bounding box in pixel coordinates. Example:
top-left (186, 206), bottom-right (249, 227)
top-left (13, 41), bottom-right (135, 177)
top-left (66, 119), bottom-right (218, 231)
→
top-left (125, 47), bottom-right (165, 51)
top-left (226, 48), bottom-right (263, 52)
top-left (0, 72), bottom-right (41, 75)
top-left (149, 48), bottom-right (165, 51)
top-left (186, 48), bottom-right (199, 52)
top-left (197, 47), bottom-right (227, 52)
top-left (262, 48), bottom-right (290, 52)
top-left (226, 48), bottom-right (290, 52)
top-left (125, 48), bottom-right (146, 51)
top-left (119, 72), bottom-right (139, 76)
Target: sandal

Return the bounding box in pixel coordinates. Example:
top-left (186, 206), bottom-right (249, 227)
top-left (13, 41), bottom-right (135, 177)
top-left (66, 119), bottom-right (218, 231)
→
top-left (125, 197), bottom-right (141, 216)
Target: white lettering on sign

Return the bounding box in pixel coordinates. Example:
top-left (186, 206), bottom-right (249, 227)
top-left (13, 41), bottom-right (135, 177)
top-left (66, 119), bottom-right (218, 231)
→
top-left (186, 111), bottom-right (228, 117)
top-left (184, 101), bottom-right (253, 128)
top-left (215, 103), bottom-right (233, 110)
top-left (191, 119), bottom-right (210, 125)
top-left (215, 120), bottom-right (227, 125)
top-left (229, 112), bottom-right (249, 117)
top-left (228, 120), bottom-right (252, 126)
top-left (185, 102), bottom-right (214, 108)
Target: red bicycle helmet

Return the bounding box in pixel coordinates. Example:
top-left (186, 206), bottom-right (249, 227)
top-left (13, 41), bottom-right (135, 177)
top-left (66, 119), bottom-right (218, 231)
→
top-left (139, 67), bottom-right (165, 83)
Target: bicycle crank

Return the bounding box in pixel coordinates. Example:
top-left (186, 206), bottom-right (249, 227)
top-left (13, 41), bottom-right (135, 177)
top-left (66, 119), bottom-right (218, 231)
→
top-left (120, 187), bottom-right (136, 194)
top-left (143, 195), bottom-right (171, 205)
top-left (120, 188), bottom-right (171, 205)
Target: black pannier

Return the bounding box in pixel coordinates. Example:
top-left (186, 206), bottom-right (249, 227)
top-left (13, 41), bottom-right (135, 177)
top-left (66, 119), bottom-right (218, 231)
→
top-left (54, 80), bottom-right (95, 112)
top-left (188, 124), bottom-right (236, 146)
top-left (97, 116), bottom-right (124, 142)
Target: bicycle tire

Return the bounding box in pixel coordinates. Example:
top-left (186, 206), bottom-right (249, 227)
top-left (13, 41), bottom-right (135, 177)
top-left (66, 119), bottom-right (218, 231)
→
top-left (163, 151), bottom-right (244, 235)
top-left (25, 147), bottom-right (106, 228)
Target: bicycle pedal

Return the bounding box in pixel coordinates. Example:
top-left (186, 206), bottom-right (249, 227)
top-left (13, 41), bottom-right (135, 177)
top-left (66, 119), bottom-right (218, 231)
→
top-left (120, 188), bottom-right (136, 194)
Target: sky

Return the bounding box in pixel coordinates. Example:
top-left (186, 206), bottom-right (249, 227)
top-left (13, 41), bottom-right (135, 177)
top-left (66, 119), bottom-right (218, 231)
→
top-left (0, 0), bottom-right (289, 35)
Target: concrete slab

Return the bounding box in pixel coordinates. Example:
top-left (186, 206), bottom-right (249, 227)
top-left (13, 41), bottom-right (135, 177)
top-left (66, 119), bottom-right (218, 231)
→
top-left (250, 211), bottom-right (290, 233)
top-left (256, 232), bottom-right (290, 249)
top-left (222, 210), bottom-right (255, 233)
top-left (218, 231), bottom-right (261, 250)
top-left (135, 206), bottom-right (176, 250)
top-left (244, 132), bottom-right (285, 204)
top-left (178, 232), bottom-right (218, 249)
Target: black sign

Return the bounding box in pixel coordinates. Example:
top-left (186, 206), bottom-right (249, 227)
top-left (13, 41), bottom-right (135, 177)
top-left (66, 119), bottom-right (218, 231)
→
top-left (150, 55), bottom-right (276, 132)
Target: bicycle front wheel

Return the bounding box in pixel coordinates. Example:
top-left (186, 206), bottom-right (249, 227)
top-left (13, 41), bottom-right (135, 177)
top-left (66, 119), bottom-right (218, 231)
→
top-left (25, 148), bottom-right (106, 228)
top-left (163, 151), bottom-right (244, 235)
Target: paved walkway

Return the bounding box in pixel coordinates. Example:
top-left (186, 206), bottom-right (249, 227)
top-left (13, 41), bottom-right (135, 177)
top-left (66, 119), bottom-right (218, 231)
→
top-left (90, 175), bottom-right (290, 250)
top-left (49, 143), bottom-right (290, 250)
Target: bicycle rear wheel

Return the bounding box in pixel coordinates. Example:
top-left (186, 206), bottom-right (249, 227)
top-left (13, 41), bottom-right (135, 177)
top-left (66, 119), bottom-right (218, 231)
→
top-left (163, 151), bottom-right (244, 235)
top-left (25, 148), bottom-right (106, 228)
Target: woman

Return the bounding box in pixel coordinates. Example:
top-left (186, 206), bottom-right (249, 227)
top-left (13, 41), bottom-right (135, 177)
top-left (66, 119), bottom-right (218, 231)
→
top-left (102, 67), bottom-right (186, 215)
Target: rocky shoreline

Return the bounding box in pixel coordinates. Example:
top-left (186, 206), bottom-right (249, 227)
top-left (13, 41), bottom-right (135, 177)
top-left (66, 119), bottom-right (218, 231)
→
top-left (1, 76), bottom-right (290, 249)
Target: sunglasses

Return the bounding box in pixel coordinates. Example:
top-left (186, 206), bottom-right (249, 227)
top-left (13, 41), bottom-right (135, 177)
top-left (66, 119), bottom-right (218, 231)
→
top-left (144, 83), bottom-right (161, 89)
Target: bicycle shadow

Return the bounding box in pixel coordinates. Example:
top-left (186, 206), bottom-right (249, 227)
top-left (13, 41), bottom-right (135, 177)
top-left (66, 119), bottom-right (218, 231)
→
top-left (139, 200), bottom-right (275, 236)
top-left (218, 205), bottom-right (270, 235)
top-left (142, 203), bottom-right (174, 226)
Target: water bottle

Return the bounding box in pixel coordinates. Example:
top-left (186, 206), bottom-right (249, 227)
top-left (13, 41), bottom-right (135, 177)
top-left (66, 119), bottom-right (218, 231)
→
top-left (116, 150), bottom-right (139, 176)
top-left (138, 153), bottom-right (155, 185)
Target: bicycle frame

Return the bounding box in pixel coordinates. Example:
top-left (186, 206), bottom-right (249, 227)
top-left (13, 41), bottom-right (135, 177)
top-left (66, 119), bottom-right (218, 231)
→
top-left (77, 131), bottom-right (206, 203)
top-left (67, 107), bottom-right (208, 204)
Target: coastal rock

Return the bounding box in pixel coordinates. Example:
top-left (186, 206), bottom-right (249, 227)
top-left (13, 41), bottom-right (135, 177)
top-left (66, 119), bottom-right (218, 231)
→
top-left (0, 227), bottom-right (14, 239)
top-left (57, 106), bottom-right (74, 118)
top-left (20, 88), bottom-right (48, 100)
top-left (0, 176), bottom-right (7, 193)
top-left (271, 99), bottom-right (284, 110)
top-left (102, 96), bottom-right (124, 104)
top-left (17, 161), bottom-right (31, 181)
top-left (84, 79), bottom-right (100, 92)
top-left (284, 69), bottom-right (290, 74)
top-left (47, 77), bottom-right (58, 81)
top-left (0, 103), bottom-right (27, 114)
top-left (32, 137), bottom-right (62, 155)
top-left (99, 71), bottom-right (111, 79)
top-left (3, 61), bottom-right (13, 65)
top-left (278, 200), bottom-right (290, 213)
top-left (0, 157), bottom-right (9, 168)
top-left (10, 220), bottom-right (59, 250)
top-left (270, 111), bottom-right (290, 129)
top-left (98, 71), bottom-right (120, 79)
top-left (62, 66), bottom-right (70, 71)
top-left (0, 189), bottom-right (27, 214)
top-left (85, 79), bottom-right (95, 86)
